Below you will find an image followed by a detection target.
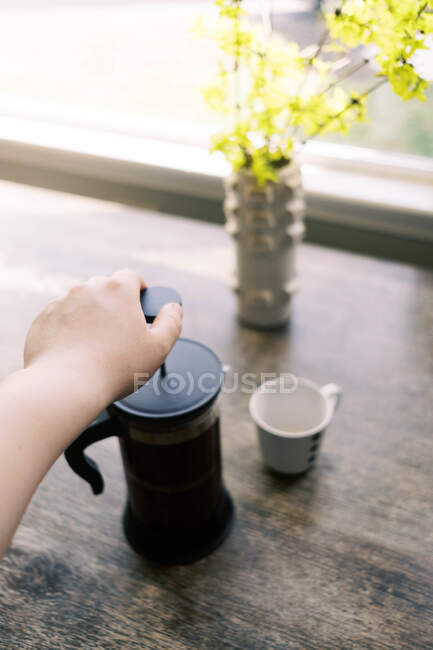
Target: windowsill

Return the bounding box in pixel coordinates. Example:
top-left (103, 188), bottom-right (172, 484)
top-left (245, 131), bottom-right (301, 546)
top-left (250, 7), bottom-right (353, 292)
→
top-left (0, 112), bottom-right (432, 249)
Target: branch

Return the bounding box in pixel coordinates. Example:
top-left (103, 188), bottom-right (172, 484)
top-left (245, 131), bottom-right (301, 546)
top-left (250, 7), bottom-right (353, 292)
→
top-left (319, 58), bottom-right (370, 96)
top-left (361, 75), bottom-right (388, 97)
top-left (417, 2), bottom-right (428, 18)
top-left (297, 0), bottom-right (352, 98)
top-left (304, 76), bottom-right (387, 143)
top-left (296, 28), bottom-right (329, 103)
top-left (313, 27), bottom-right (330, 63)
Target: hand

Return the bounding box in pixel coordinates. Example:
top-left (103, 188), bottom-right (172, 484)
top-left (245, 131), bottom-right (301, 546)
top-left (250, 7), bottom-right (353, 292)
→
top-left (24, 269), bottom-right (183, 402)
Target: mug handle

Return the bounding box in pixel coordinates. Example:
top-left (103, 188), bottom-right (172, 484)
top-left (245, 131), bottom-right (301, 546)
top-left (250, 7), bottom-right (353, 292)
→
top-left (64, 409), bottom-right (121, 496)
top-left (321, 383), bottom-right (342, 412)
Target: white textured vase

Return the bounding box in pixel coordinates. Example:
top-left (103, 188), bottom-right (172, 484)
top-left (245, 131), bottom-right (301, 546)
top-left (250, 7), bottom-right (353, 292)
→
top-left (224, 161), bottom-right (306, 329)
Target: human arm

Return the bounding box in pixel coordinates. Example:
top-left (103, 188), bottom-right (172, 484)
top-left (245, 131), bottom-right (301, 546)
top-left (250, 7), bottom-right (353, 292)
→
top-left (0, 270), bottom-right (182, 558)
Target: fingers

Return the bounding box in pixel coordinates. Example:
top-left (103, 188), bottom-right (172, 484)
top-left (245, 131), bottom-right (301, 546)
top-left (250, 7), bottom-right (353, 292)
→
top-left (149, 303), bottom-right (183, 361)
top-left (78, 270), bottom-right (145, 295)
top-left (111, 269), bottom-right (146, 292)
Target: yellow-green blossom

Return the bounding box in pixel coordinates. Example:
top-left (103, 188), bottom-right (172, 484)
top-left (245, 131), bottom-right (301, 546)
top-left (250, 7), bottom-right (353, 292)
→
top-left (196, 0), bottom-right (433, 185)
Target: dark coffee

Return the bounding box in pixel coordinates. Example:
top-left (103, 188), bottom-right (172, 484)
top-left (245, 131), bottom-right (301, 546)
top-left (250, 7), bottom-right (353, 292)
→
top-left (117, 405), bottom-right (222, 530)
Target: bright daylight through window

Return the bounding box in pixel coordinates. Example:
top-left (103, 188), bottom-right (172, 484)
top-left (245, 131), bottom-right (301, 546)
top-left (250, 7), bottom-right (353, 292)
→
top-left (0, 0), bottom-right (432, 158)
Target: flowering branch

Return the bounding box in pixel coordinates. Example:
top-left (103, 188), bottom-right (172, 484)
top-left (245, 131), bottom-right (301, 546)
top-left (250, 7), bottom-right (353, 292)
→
top-left (306, 76), bottom-right (388, 143)
top-left (195, 0), bottom-right (433, 185)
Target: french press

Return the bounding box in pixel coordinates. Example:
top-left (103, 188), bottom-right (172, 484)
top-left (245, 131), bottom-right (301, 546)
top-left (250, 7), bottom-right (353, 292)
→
top-left (65, 287), bottom-right (234, 564)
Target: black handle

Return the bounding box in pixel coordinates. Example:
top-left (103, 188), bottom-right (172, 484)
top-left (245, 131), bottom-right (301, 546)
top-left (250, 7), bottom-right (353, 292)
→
top-left (64, 410), bottom-right (120, 495)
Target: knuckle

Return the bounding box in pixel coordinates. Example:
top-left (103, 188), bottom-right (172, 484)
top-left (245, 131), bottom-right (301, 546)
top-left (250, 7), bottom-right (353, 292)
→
top-left (68, 283), bottom-right (86, 296)
top-left (45, 298), bottom-right (59, 312)
top-left (106, 278), bottom-right (121, 291)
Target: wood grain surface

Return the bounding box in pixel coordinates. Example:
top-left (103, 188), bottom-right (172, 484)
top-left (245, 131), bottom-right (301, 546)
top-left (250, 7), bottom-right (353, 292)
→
top-left (0, 181), bottom-right (432, 649)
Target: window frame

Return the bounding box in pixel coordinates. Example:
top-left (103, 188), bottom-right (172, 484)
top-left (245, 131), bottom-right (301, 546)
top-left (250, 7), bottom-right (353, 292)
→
top-left (0, 112), bottom-right (432, 267)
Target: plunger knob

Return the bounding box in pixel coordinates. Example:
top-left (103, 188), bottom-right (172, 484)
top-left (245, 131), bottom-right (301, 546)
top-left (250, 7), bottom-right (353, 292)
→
top-left (140, 286), bottom-right (182, 323)
top-left (140, 287), bottom-right (183, 377)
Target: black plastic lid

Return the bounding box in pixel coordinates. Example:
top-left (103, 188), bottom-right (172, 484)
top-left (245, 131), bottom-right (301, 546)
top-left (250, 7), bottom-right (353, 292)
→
top-left (115, 338), bottom-right (223, 419)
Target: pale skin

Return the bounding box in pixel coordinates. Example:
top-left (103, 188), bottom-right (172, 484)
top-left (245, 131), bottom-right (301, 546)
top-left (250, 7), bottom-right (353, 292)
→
top-left (0, 269), bottom-right (183, 559)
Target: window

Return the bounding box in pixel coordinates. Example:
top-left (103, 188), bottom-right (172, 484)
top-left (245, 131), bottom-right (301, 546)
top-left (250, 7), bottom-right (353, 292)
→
top-left (0, 1), bottom-right (217, 143)
top-left (1, 0), bottom-right (431, 156)
top-left (0, 0), bottom-right (432, 264)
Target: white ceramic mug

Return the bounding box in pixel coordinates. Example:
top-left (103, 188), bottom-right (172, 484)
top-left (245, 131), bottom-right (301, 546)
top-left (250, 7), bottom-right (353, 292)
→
top-left (249, 375), bottom-right (342, 475)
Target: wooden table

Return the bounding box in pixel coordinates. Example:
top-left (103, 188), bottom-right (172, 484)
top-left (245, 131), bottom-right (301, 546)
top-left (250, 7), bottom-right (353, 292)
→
top-left (0, 181), bottom-right (432, 649)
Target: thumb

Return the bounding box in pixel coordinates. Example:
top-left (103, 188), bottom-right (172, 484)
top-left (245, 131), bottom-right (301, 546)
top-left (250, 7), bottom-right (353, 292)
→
top-left (149, 302), bottom-right (183, 363)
